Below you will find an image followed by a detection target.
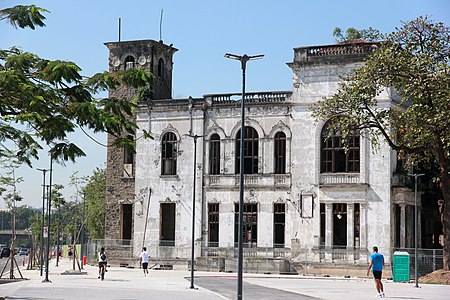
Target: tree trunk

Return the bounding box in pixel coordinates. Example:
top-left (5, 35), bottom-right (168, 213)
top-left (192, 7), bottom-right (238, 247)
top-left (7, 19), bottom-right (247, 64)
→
top-left (441, 179), bottom-right (450, 270)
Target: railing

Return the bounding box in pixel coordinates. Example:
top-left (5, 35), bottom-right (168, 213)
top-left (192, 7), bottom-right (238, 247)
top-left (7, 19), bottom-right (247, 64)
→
top-left (319, 173), bottom-right (360, 185)
top-left (235, 175), bottom-right (259, 185)
top-left (201, 243), bottom-right (291, 259)
top-left (392, 247), bottom-right (444, 277)
top-left (295, 42), bottom-right (379, 62)
top-left (209, 91), bottom-right (291, 105)
top-left (306, 43), bottom-right (378, 57)
top-left (206, 174), bottom-right (291, 188)
top-left (88, 239), bottom-right (134, 265)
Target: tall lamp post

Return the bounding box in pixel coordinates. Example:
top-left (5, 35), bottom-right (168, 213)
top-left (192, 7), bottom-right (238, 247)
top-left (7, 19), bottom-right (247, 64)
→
top-left (36, 168), bottom-right (49, 277)
top-left (408, 173), bottom-right (424, 288)
top-left (186, 133), bottom-right (202, 289)
top-left (224, 53), bottom-right (264, 300)
top-left (43, 156), bottom-right (54, 283)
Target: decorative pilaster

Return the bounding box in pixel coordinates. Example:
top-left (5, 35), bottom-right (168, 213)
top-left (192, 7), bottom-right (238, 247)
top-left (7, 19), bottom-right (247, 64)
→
top-left (325, 203), bottom-right (333, 261)
top-left (347, 204), bottom-right (354, 249)
top-left (359, 204), bottom-right (368, 263)
top-left (400, 204), bottom-right (406, 248)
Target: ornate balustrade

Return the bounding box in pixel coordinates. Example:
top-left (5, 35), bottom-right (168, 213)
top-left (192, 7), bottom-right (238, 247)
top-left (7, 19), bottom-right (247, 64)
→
top-left (206, 174), bottom-right (291, 188)
top-left (294, 42), bottom-right (380, 64)
top-left (319, 173), bottom-right (360, 185)
top-left (207, 91), bottom-right (292, 105)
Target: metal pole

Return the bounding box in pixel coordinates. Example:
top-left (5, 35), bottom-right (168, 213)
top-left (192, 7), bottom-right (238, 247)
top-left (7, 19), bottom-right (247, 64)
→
top-left (80, 193), bottom-right (85, 270)
top-left (237, 57), bottom-right (247, 300)
top-left (43, 156), bottom-right (53, 282)
top-left (189, 135), bottom-right (198, 289)
top-left (225, 53), bottom-right (263, 300)
top-left (36, 168), bottom-right (48, 277)
top-left (409, 173), bottom-right (424, 288)
top-left (56, 201), bottom-right (60, 267)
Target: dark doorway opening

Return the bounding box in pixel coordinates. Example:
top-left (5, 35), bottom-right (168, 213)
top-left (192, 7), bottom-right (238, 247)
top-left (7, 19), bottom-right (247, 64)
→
top-left (333, 203), bottom-right (347, 248)
top-left (121, 204), bottom-right (133, 240)
top-left (160, 203), bottom-right (176, 246)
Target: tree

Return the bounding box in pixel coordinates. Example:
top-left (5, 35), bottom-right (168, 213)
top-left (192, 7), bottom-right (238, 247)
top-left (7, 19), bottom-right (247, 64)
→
top-left (312, 17), bottom-right (450, 269)
top-left (333, 26), bottom-right (382, 42)
top-left (0, 156), bottom-right (23, 278)
top-left (0, 5), bottom-right (153, 167)
top-left (83, 167), bottom-right (106, 239)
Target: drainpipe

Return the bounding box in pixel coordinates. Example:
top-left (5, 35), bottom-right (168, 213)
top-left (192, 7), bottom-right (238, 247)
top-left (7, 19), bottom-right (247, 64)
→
top-left (200, 100), bottom-right (207, 253)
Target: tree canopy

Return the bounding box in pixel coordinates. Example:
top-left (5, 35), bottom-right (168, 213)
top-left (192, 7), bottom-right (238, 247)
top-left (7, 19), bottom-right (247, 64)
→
top-left (313, 16), bottom-right (450, 269)
top-left (0, 5), bottom-right (153, 166)
top-left (333, 26), bottom-right (382, 42)
top-left (82, 167), bottom-right (106, 240)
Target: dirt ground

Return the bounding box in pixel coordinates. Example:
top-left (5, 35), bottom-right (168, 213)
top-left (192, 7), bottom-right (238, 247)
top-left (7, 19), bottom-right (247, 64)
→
top-left (419, 269), bottom-right (450, 285)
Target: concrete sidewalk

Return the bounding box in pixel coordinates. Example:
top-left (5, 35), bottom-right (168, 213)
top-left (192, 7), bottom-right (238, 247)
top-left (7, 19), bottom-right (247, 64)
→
top-left (1, 257), bottom-right (449, 299)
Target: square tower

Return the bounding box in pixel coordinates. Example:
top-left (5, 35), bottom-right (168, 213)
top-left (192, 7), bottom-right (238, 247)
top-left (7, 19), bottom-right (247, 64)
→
top-left (104, 40), bottom-right (177, 242)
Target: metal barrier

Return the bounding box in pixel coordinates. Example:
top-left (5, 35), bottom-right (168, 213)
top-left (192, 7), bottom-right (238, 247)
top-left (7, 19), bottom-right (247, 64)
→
top-left (392, 248), bottom-right (444, 278)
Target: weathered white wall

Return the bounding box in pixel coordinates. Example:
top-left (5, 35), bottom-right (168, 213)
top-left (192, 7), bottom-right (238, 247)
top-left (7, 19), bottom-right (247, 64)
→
top-left (131, 49), bottom-right (400, 264)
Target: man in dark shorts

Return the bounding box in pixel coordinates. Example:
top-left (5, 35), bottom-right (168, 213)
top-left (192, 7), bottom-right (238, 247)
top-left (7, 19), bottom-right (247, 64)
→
top-left (139, 247), bottom-right (149, 276)
top-left (98, 247), bottom-right (107, 279)
top-left (367, 246), bottom-right (385, 298)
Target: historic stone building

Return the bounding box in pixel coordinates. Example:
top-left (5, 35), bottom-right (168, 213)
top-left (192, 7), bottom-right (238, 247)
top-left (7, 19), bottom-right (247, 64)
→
top-left (103, 39), bottom-right (440, 273)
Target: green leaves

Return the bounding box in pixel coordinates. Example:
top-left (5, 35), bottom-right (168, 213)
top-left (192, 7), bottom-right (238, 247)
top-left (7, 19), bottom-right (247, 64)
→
top-left (1, 4), bottom-right (155, 167)
top-left (333, 26), bottom-right (382, 42)
top-left (0, 5), bottom-right (48, 30)
top-left (314, 16), bottom-right (450, 177)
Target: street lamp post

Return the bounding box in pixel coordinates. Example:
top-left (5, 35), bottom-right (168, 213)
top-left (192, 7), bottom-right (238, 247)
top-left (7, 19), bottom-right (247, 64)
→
top-left (224, 53), bottom-right (264, 300)
top-left (43, 156), bottom-right (54, 283)
top-left (186, 133), bottom-right (202, 289)
top-left (408, 173), bottom-right (425, 288)
top-left (56, 199), bottom-right (61, 267)
top-left (36, 168), bottom-right (49, 277)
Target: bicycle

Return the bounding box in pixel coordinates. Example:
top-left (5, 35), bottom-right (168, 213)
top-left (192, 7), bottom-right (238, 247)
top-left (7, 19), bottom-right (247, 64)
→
top-left (99, 262), bottom-right (106, 281)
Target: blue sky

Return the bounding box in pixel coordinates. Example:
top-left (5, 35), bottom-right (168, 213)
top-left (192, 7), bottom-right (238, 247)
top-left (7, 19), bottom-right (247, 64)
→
top-left (1, 0), bottom-right (450, 208)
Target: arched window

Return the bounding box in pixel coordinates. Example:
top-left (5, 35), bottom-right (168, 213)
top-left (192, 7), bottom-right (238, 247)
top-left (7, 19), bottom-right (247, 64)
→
top-left (209, 134), bottom-right (220, 175)
top-left (123, 135), bottom-right (134, 165)
top-left (274, 132), bottom-right (286, 174)
top-left (235, 126), bottom-right (259, 174)
top-left (161, 132), bottom-right (177, 175)
top-left (124, 55), bottom-right (135, 69)
top-left (321, 121), bottom-right (360, 173)
top-left (158, 58), bottom-right (165, 79)
top-left (123, 135), bottom-right (134, 177)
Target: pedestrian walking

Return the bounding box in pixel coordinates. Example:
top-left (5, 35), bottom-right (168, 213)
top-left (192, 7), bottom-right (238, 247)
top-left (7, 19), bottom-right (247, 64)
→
top-left (139, 247), bottom-right (149, 276)
top-left (367, 246), bottom-right (385, 298)
top-left (98, 247), bottom-right (107, 280)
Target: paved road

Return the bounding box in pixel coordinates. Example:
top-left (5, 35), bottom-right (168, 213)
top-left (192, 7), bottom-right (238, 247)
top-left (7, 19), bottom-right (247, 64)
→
top-left (1, 258), bottom-right (449, 299)
top-left (194, 276), bottom-right (317, 299)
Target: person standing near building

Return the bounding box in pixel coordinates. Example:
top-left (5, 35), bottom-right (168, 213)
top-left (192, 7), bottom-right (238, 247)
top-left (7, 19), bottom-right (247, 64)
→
top-left (139, 247), bottom-right (149, 276)
top-left (367, 246), bottom-right (385, 298)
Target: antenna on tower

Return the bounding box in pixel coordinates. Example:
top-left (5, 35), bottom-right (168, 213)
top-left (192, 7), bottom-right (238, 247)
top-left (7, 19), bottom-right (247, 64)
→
top-left (118, 17), bottom-right (121, 42)
top-left (159, 9), bottom-right (163, 42)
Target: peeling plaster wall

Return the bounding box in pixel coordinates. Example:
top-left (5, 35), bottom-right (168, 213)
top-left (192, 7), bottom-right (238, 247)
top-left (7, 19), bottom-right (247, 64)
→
top-left (106, 41), bottom-right (405, 265)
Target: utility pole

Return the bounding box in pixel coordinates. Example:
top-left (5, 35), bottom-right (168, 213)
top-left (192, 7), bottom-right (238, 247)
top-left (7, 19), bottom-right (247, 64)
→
top-left (43, 156), bottom-right (53, 283)
top-left (36, 168), bottom-right (49, 277)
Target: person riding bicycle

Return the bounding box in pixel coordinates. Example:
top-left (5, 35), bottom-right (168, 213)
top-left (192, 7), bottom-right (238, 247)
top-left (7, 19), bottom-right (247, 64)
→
top-left (98, 247), bottom-right (107, 279)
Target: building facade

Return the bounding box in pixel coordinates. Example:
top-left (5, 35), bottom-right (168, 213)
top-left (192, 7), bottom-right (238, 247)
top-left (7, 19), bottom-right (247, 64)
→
top-left (104, 39), bottom-right (428, 272)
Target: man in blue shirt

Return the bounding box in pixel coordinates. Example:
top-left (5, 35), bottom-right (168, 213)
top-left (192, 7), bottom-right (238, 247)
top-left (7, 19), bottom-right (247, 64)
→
top-left (367, 246), bottom-right (385, 298)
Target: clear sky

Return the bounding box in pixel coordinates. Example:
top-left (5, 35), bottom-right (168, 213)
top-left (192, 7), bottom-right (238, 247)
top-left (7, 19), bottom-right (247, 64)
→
top-left (1, 0), bottom-right (450, 208)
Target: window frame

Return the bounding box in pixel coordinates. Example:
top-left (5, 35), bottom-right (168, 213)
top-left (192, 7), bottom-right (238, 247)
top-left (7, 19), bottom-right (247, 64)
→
top-left (274, 131), bottom-right (287, 174)
top-left (209, 134), bottom-right (221, 175)
top-left (321, 122), bottom-right (360, 173)
top-left (161, 132), bottom-right (177, 176)
top-left (235, 126), bottom-right (259, 174)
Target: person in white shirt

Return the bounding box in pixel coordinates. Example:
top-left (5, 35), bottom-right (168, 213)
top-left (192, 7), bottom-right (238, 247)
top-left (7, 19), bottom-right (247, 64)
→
top-left (98, 247), bottom-right (107, 280)
top-left (139, 247), bottom-right (149, 276)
